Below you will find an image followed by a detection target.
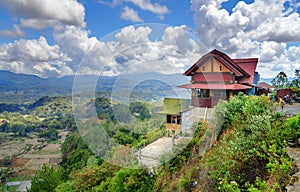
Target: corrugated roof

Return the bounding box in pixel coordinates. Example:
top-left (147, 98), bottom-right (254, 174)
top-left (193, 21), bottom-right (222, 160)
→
top-left (233, 58), bottom-right (258, 84)
top-left (177, 83), bottom-right (252, 90)
top-left (258, 82), bottom-right (273, 89)
top-left (184, 49), bottom-right (254, 77)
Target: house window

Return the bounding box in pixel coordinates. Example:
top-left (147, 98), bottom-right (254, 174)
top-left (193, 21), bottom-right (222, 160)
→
top-left (166, 114), bottom-right (181, 124)
top-left (171, 115), bottom-right (177, 124)
top-left (214, 90), bottom-right (226, 98)
top-left (194, 89), bottom-right (210, 98)
top-left (203, 89), bottom-right (210, 98)
top-left (167, 114), bottom-right (171, 123)
top-left (202, 66), bottom-right (205, 71)
top-left (219, 66), bottom-right (222, 71)
top-left (195, 89), bottom-right (201, 97)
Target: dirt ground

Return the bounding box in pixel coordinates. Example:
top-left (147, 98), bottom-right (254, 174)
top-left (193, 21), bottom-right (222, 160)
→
top-left (0, 130), bottom-right (69, 176)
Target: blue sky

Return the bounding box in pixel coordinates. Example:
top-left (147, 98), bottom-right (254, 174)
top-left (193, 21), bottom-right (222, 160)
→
top-left (0, 0), bottom-right (299, 78)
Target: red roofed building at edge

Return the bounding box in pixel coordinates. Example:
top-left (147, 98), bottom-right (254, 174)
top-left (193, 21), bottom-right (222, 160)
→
top-left (178, 49), bottom-right (259, 108)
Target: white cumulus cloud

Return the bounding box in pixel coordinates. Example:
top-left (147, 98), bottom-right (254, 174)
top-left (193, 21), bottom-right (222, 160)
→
top-left (20, 18), bottom-right (58, 30)
top-left (0, 24), bottom-right (206, 77)
top-left (191, 0), bottom-right (300, 77)
top-left (121, 6), bottom-right (143, 22)
top-left (125, 0), bottom-right (169, 16)
top-left (0, 0), bottom-right (86, 27)
top-left (98, 0), bottom-right (169, 18)
top-left (53, 25), bottom-right (98, 72)
top-left (0, 36), bottom-right (72, 77)
top-left (0, 24), bottom-right (26, 38)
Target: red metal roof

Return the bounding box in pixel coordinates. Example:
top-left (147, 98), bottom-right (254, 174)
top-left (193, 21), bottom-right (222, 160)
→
top-left (177, 83), bottom-right (252, 90)
top-left (258, 82), bottom-right (273, 89)
top-left (184, 49), bottom-right (252, 77)
top-left (233, 58), bottom-right (258, 84)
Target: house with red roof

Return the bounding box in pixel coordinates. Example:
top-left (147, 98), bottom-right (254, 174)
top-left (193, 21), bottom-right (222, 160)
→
top-left (178, 49), bottom-right (259, 108)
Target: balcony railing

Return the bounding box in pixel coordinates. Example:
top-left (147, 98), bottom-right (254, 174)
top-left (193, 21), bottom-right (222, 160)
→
top-left (191, 96), bottom-right (227, 108)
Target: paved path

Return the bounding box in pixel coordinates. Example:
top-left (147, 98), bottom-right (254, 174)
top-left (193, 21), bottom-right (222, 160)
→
top-left (135, 137), bottom-right (191, 168)
top-left (282, 103), bottom-right (300, 116)
top-left (286, 147), bottom-right (300, 192)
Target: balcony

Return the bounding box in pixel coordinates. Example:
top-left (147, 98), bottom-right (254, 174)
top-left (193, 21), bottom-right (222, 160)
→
top-left (191, 96), bottom-right (227, 108)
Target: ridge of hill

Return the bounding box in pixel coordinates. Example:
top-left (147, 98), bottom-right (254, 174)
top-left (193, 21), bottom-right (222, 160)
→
top-left (0, 70), bottom-right (189, 103)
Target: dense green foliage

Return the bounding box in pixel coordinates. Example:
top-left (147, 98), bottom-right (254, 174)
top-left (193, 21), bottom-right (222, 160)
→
top-left (155, 93), bottom-right (295, 191)
top-left (2, 93), bottom-right (297, 191)
top-left (26, 97), bottom-right (165, 191)
top-left (288, 113), bottom-right (300, 144)
top-left (201, 94), bottom-right (292, 191)
top-left (28, 166), bottom-right (64, 192)
top-left (61, 131), bottom-right (94, 173)
top-left (129, 101), bottom-right (151, 121)
top-left (0, 96), bottom-right (75, 139)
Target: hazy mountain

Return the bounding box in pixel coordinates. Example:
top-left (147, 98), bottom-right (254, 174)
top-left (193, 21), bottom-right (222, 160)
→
top-left (260, 78), bottom-right (273, 85)
top-left (260, 77), bottom-right (295, 85)
top-left (0, 70), bottom-right (190, 103)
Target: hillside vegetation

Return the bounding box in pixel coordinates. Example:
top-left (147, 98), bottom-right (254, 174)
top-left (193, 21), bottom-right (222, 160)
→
top-left (2, 94), bottom-right (300, 192)
top-left (156, 93), bottom-right (295, 191)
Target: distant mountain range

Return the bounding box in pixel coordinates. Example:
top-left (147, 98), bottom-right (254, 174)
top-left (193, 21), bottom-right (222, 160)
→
top-left (3, 70), bottom-right (295, 103)
top-left (0, 70), bottom-right (190, 103)
top-left (260, 78), bottom-right (273, 85)
top-left (260, 77), bottom-right (295, 85)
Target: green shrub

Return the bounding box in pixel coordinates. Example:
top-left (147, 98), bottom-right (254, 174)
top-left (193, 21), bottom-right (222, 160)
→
top-left (29, 166), bottom-right (64, 192)
top-left (200, 94), bottom-right (292, 191)
top-left (288, 112), bottom-right (300, 141)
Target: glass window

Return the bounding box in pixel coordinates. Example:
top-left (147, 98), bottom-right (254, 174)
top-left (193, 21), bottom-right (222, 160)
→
top-left (177, 116), bottom-right (181, 124)
top-left (194, 89), bottom-right (210, 98)
top-left (166, 114), bottom-right (171, 123)
top-left (214, 90), bottom-right (226, 98)
top-left (195, 89), bottom-right (201, 97)
top-left (203, 89), bottom-right (210, 98)
top-left (171, 116), bottom-right (176, 124)
top-left (166, 115), bottom-right (181, 124)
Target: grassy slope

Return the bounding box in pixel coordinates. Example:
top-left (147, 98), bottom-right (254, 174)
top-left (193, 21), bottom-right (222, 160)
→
top-left (155, 94), bottom-right (294, 192)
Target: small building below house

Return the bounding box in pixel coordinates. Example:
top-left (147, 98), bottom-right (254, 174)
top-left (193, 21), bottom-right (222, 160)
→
top-left (158, 98), bottom-right (192, 135)
top-left (178, 49), bottom-right (259, 108)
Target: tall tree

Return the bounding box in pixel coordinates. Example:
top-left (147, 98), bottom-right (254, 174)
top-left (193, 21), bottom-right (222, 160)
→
top-left (295, 69), bottom-right (300, 79)
top-left (291, 69), bottom-right (300, 88)
top-left (271, 71), bottom-right (289, 88)
top-left (28, 166), bottom-right (64, 192)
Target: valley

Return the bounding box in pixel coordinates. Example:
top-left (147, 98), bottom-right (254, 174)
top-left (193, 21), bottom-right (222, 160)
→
top-left (0, 130), bottom-right (69, 176)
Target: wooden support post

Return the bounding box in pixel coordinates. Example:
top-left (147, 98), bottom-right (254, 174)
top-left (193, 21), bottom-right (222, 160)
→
top-left (138, 148), bottom-right (141, 164)
top-left (203, 107), bottom-right (207, 123)
top-left (172, 130), bottom-right (175, 147)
